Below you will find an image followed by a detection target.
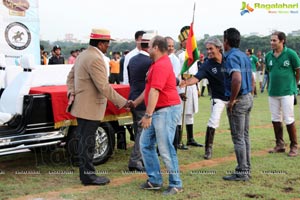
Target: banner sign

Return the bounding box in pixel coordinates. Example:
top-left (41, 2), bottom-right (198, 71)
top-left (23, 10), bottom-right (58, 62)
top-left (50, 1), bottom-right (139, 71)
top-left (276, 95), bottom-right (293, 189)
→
top-left (0, 0), bottom-right (40, 66)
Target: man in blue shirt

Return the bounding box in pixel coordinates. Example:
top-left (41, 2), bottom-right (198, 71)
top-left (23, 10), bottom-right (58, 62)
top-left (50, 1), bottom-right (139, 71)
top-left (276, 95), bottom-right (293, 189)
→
top-left (180, 37), bottom-right (227, 160)
top-left (222, 28), bottom-right (254, 181)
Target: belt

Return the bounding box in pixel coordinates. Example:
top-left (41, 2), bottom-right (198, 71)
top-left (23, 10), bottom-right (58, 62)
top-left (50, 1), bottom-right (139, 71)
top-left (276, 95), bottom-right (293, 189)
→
top-left (225, 93), bottom-right (251, 101)
top-left (154, 106), bottom-right (168, 112)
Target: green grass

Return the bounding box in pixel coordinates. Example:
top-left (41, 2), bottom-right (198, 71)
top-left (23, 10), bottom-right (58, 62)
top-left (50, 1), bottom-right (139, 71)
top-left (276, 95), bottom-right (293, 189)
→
top-left (0, 91), bottom-right (300, 200)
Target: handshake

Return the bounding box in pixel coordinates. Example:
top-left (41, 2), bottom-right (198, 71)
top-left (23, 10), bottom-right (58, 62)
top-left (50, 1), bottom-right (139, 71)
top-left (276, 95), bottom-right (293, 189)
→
top-left (123, 100), bottom-right (136, 110)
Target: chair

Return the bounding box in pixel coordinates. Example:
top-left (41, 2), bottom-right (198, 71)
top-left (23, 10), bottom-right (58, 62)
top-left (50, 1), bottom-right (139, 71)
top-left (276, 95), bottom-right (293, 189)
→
top-left (0, 55), bottom-right (35, 125)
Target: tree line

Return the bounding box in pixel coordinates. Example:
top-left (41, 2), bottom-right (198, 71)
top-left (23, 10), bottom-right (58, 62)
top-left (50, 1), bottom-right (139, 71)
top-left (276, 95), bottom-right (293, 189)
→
top-left (41, 34), bottom-right (300, 59)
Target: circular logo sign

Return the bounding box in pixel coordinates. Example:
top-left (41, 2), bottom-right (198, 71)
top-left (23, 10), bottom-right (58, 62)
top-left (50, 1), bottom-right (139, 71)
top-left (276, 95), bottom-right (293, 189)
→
top-left (5, 22), bottom-right (31, 50)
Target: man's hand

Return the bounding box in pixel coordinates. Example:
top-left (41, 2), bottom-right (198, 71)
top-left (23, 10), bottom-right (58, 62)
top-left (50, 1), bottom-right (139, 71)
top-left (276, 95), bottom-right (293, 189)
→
top-left (139, 116), bottom-right (152, 129)
top-left (67, 94), bottom-right (74, 112)
top-left (123, 100), bottom-right (135, 110)
top-left (227, 99), bottom-right (238, 113)
top-left (68, 94), bottom-right (74, 105)
top-left (179, 80), bottom-right (187, 88)
top-left (179, 93), bottom-right (187, 101)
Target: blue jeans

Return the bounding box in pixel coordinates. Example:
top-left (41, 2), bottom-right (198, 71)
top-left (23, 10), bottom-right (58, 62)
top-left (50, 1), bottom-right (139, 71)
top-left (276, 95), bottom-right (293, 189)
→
top-left (140, 104), bottom-right (182, 188)
top-left (226, 93), bottom-right (253, 173)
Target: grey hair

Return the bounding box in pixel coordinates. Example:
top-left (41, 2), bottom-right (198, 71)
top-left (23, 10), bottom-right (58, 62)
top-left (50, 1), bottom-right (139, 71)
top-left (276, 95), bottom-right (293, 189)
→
top-left (204, 37), bottom-right (224, 53)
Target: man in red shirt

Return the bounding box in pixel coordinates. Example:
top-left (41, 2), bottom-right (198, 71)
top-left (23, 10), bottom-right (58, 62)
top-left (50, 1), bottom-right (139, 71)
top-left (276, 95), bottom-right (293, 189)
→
top-left (133, 35), bottom-right (182, 195)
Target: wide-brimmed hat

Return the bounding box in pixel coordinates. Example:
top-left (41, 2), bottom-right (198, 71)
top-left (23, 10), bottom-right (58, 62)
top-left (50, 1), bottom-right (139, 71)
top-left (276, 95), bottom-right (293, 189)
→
top-left (178, 26), bottom-right (190, 42)
top-left (90, 28), bottom-right (115, 41)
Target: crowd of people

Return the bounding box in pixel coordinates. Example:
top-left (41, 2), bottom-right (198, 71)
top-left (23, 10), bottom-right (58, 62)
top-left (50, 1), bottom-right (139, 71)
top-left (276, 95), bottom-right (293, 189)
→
top-left (40, 45), bottom-right (86, 65)
top-left (65, 26), bottom-right (299, 196)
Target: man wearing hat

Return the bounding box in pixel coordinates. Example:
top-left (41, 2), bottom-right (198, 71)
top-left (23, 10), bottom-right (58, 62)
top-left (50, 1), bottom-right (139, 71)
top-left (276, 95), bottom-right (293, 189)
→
top-left (127, 33), bottom-right (153, 172)
top-left (67, 28), bottom-right (130, 186)
top-left (49, 45), bottom-right (65, 65)
top-left (176, 26), bottom-right (203, 149)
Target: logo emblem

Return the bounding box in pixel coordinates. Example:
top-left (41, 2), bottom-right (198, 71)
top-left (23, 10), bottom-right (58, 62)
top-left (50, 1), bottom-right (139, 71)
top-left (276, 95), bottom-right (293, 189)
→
top-left (5, 22), bottom-right (31, 50)
top-left (240, 2), bottom-right (254, 16)
top-left (283, 60), bottom-right (290, 67)
top-left (212, 67), bottom-right (217, 74)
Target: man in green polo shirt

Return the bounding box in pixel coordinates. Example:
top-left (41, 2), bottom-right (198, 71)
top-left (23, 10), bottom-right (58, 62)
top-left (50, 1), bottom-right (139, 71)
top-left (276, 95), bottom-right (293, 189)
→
top-left (265, 31), bottom-right (300, 157)
top-left (246, 49), bottom-right (259, 96)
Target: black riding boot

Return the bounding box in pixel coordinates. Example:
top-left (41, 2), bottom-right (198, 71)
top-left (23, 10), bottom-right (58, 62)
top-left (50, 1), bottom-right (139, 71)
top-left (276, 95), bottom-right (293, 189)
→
top-left (186, 124), bottom-right (203, 147)
top-left (204, 126), bottom-right (215, 159)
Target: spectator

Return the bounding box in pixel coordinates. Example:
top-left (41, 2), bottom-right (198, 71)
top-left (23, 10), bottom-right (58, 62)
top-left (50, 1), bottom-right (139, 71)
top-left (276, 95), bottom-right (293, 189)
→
top-left (49, 45), bottom-right (65, 65)
top-left (109, 52), bottom-right (121, 84)
top-left (68, 50), bottom-right (77, 64)
top-left (119, 50), bottom-right (129, 82)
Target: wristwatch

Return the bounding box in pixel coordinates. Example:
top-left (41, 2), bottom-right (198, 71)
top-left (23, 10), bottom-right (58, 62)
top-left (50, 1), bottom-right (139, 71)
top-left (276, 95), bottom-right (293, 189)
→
top-left (144, 113), bottom-right (152, 119)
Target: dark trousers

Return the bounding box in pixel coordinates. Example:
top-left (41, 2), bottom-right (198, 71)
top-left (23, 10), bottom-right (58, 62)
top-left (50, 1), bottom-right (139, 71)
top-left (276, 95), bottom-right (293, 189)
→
top-left (109, 73), bottom-right (120, 84)
top-left (128, 109), bottom-right (145, 168)
top-left (77, 118), bottom-right (100, 183)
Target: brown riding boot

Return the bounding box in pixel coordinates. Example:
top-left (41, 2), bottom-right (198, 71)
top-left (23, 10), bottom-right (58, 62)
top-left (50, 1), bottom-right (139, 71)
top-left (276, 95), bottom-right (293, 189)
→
top-left (286, 122), bottom-right (298, 157)
top-left (204, 126), bottom-right (215, 160)
top-left (269, 121), bottom-right (285, 153)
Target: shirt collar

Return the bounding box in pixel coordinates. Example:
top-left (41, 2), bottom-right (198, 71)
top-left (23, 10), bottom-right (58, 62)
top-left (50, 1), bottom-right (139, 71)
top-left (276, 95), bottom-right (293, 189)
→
top-left (224, 47), bottom-right (238, 58)
top-left (139, 50), bottom-right (149, 57)
top-left (272, 46), bottom-right (287, 56)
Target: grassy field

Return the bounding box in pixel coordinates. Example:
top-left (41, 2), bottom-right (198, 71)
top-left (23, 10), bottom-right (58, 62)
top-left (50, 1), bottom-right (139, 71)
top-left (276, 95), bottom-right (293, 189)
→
top-left (0, 91), bottom-right (299, 200)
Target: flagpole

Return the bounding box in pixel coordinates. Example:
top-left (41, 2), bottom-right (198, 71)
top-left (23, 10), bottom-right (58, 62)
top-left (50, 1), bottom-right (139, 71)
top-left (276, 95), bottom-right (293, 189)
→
top-left (178, 2), bottom-right (196, 149)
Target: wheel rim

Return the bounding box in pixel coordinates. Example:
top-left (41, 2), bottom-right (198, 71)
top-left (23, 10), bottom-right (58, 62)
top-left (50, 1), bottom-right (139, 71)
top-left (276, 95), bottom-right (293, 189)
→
top-left (93, 126), bottom-right (109, 159)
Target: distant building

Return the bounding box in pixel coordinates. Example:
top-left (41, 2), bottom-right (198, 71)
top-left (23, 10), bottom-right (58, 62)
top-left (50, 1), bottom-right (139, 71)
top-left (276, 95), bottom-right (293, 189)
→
top-left (289, 30), bottom-right (300, 36)
top-left (64, 33), bottom-right (80, 43)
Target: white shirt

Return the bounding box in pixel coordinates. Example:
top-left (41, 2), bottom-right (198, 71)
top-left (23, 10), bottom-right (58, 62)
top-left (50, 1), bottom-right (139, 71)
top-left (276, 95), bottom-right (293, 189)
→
top-left (122, 47), bottom-right (139, 84)
top-left (103, 55), bottom-right (110, 77)
top-left (93, 46), bottom-right (110, 77)
top-left (169, 53), bottom-right (181, 77)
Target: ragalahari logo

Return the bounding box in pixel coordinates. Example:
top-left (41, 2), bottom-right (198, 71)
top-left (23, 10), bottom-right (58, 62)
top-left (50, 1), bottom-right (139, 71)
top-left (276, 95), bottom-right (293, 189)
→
top-left (240, 2), bottom-right (254, 15)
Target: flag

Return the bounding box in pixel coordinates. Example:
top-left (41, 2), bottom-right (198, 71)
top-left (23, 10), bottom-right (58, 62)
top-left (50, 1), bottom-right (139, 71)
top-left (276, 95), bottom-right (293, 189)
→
top-left (180, 22), bottom-right (200, 75)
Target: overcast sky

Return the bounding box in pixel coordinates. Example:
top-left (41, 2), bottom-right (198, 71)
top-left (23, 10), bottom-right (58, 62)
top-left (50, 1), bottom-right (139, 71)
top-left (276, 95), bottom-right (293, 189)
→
top-left (39, 0), bottom-right (300, 42)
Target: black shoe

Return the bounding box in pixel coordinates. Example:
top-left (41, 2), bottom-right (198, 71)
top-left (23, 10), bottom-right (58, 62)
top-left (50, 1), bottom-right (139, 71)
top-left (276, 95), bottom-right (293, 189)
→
top-left (140, 180), bottom-right (162, 190)
top-left (223, 174), bottom-right (249, 181)
top-left (128, 166), bottom-right (145, 172)
top-left (163, 186), bottom-right (183, 195)
top-left (177, 143), bottom-right (188, 150)
top-left (187, 140), bottom-right (204, 147)
top-left (82, 176), bottom-right (110, 186)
